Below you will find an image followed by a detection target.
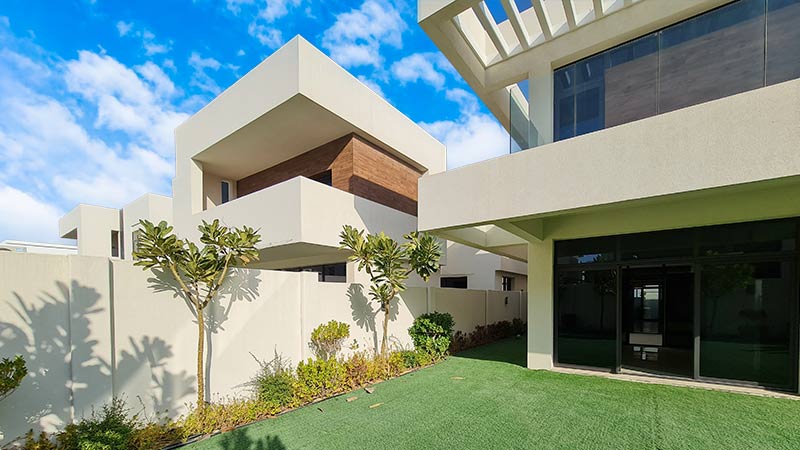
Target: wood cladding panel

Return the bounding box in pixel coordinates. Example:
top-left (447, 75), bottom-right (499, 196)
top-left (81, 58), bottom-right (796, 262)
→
top-left (236, 134), bottom-right (422, 215)
top-left (658, 14), bottom-right (765, 114)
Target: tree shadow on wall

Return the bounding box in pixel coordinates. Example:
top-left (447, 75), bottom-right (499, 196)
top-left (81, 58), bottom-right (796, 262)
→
top-left (141, 267), bottom-right (260, 402)
top-left (215, 430), bottom-right (287, 450)
top-left (347, 284), bottom-right (400, 354)
top-left (0, 280), bottom-right (195, 444)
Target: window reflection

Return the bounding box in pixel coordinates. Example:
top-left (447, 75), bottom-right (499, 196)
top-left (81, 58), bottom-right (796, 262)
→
top-left (553, 0), bottom-right (800, 142)
top-left (700, 261), bottom-right (794, 388)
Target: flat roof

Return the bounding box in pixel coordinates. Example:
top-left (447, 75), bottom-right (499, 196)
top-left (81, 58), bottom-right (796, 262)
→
top-left (175, 36), bottom-right (446, 181)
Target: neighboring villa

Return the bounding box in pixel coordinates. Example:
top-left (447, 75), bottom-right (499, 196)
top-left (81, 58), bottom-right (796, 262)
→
top-left (417, 0), bottom-right (800, 391)
top-left (57, 37), bottom-right (527, 292)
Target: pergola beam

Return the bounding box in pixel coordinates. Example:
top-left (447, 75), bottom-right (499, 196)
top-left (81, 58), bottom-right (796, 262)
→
top-left (501, 0), bottom-right (531, 49)
top-left (593, 0), bottom-right (605, 18)
top-left (531, 0), bottom-right (554, 40)
top-left (562, 0), bottom-right (577, 30)
top-left (472, 2), bottom-right (510, 58)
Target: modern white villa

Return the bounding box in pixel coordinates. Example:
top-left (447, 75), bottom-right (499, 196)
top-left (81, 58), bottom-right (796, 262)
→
top-left (57, 37), bottom-right (527, 292)
top-left (418, 0), bottom-right (800, 391)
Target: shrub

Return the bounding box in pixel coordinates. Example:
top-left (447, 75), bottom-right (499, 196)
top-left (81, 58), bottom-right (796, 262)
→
top-left (395, 350), bottom-right (432, 369)
top-left (246, 352), bottom-right (295, 411)
top-left (408, 312), bottom-right (454, 358)
top-left (129, 420), bottom-right (183, 450)
top-left (182, 398), bottom-right (274, 436)
top-left (450, 320), bottom-right (527, 353)
top-left (294, 358), bottom-right (346, 402)
top-left (309, 320), bottom-right (350, 361)
top-left (58, 398), bottom-right (136, 450)
top-left (343, 352), bottom-right (371, 388)
top-left (21, 431), bottom-right (58, 450)
top-left (0, 355), bottom-right (27, 401)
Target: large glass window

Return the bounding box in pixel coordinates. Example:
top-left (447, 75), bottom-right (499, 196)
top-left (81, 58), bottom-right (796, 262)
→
top-left (557, 269), bottom-right (617, 368)
top-left (700, 261), bottom-right (795, 388)
top-left (766, 0), bottom-right (800, 85)
top-left (553, 0), bottom-right (799, 142)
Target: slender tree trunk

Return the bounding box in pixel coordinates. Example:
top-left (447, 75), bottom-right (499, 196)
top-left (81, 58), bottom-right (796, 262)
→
top-left (196, 303), bottom-right (205, 409)
top-left (381, 299), bottom-right (390, 356)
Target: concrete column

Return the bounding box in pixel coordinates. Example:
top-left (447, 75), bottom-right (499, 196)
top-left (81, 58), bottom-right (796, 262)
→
top-left (528, 68), bottom-right (554, 147)
top-left (527, 238), bottom-right (554, 370)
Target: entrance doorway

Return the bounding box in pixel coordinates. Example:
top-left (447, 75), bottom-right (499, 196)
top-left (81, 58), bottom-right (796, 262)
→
top-left (621, 266), bottom-right (693, 377)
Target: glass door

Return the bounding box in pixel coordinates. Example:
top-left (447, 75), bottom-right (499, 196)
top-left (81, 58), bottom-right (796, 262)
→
top-left (621, 266), bottom-right (694, 377)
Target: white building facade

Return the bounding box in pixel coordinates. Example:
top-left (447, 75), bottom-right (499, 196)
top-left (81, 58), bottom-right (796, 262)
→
top-left (418, 0), bottom-right (800, 391)
top-left (57, 37), bottom-right (526, 291)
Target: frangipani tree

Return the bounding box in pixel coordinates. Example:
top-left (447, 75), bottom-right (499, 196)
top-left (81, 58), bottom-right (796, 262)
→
top-left (133, 219), bottom-right (261, 408)
top-left (339, 225), bottom-right (441, 356)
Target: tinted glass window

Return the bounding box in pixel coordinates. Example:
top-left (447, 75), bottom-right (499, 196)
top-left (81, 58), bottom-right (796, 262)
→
top-left (553, 65), bottom-right (575, 141)
top-left (551, 0), bottom-right (800, 142)
top-left (556, 237), bottom-right (616, 265)
top-left (700, 261), bottom-right (795, 388)
top-left (574, 54), bottom-right (605, 136)
top-left (619, 228), bottom-right (693, 261)
top-left (441, 276), bottom-right (468, 289)
top-left (697, 221), bottom-right (796, 256)
top-left (557, 269), bottom-right (617, 368)
top-left (766, 0), bottom-right (800, 85)
top-left (221, 181), bottom-right (230, 203)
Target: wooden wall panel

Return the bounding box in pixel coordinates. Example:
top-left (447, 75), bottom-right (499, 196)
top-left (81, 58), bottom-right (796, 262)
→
top-left (235, 134), bottom-right (423, 215)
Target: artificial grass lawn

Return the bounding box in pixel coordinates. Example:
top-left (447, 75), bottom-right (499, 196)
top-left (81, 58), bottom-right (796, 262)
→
top-left (191, 338), bottom-right (800, 450)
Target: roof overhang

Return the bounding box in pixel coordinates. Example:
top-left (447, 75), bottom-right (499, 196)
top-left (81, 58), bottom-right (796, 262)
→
top-left (175, 36), bottom-right (446, 181)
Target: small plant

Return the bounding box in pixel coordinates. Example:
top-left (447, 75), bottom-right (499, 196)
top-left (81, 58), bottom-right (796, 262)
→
top-left (0, 354), bottom-right (27, 401)
top-left (58, 398), bottom-right (136, 450)
top-left (246, 352), bottom-right (295, 411)
top-left (21, 431), bottom-right (58, 450)
top-left (309, 320), bottom-right (350, 361)
top-left (182, 398), bottom-right (274, 436)
top-left (294, 358), bottom-right (346, 402)
top-left (408, 312), bottom-right (455, 358)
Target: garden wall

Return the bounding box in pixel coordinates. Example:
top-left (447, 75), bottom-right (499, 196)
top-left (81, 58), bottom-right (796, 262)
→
top-left (0, 252), bottom-right (526, 444)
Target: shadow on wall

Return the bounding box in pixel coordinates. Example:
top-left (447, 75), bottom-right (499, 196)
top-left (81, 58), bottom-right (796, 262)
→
top-left (140, 267), bottom-right (260, 402)
top-left (216, 430), bottom-right (286, 450)
top-left (347, 284), bottom-right (404, 354)
top-left (0, 280), bottom-right (196, 444)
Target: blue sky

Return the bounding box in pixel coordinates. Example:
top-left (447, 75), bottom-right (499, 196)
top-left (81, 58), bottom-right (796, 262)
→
top-left (0, 0), bottom-right (510, 244)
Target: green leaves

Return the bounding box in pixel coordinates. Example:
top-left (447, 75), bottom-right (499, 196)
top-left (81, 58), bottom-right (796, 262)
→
top-left (132, 219), bottom-right (262, 307)
top-left (0, 355), bottom-right (26, 402)
top-left (338, 225), bottom-right (442, 305)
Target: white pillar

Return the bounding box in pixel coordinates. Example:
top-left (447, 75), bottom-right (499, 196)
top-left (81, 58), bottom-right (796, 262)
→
top-left (528, 68), bottom-right (554, 147)
top-left (527, 238), bottom-right (554, 369)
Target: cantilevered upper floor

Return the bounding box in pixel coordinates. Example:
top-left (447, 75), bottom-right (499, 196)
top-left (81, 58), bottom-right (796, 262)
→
top-left (171, 36), bottom-right (446, 267)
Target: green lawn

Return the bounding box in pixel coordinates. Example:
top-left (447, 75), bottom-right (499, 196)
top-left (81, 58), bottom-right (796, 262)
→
top-left (191, 338), bottom-right (800, 450)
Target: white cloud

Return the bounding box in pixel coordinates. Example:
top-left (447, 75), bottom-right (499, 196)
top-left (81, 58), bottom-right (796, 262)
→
top-left (228, 0), bottom-right (302, 49)
top-left (116, 21), bottom-right (171, 56)
top-left (420, 89), bottom-right (508, 169)
top-left (237, 49), bottom-right (246, 56)
top-left (188, 52), bottom-right (224, 94)
top-left (0, 185), bottom-right (62, 243)
top-left (321, 0), bottom-right (406, 68)
top-left (116, 21), bottom-right (133, 36)
top-left (64, 51), bottom-right (188, 156)
top-left (0, 32), bottom-right (189, 242)
top-left (390, 52), bottom-right (455, 90)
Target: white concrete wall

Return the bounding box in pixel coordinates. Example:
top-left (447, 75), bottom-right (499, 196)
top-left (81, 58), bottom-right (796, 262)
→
top-left (58, 205), bottom-right (121, 258)
top-left (121, 194), bottom-right (173, 260)
top-left (0, 252), bottom-right (522, 444)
